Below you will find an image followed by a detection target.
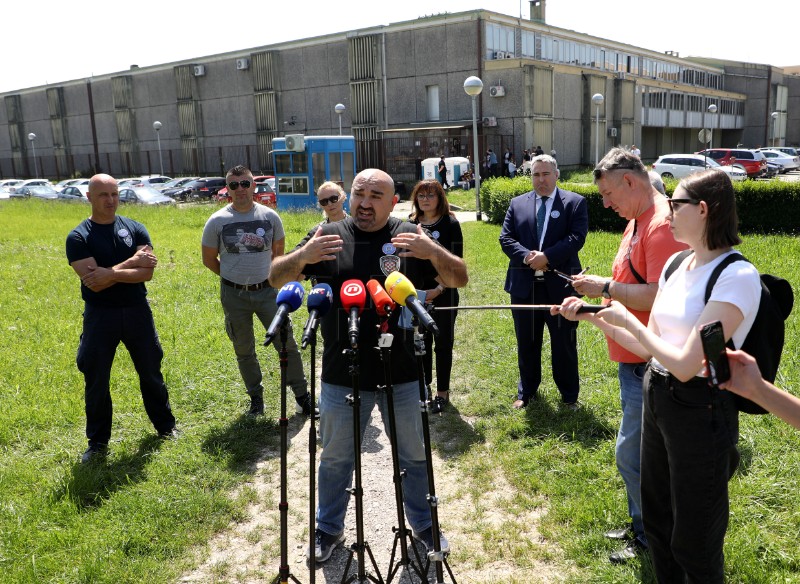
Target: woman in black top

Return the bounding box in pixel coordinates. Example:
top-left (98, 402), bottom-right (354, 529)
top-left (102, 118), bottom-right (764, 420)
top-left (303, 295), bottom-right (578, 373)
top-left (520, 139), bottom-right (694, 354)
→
top-left (409, 180), bottom-right (463, 413)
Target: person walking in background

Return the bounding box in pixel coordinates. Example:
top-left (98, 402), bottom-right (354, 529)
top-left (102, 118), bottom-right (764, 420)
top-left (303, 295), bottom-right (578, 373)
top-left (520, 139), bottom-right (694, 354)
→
top-left (409, 179), bottom-right (464, 414)
top-left (487, 149), bottom-right (499, 177)
top-left (66, 173), bottom-right (177, 464)
top-left (269, 168), bottom-right (468, 562)
top-left (571, 148), bottom-right (687, 563)
top-left (500, 154), bottom-right (588, 410)
top-left (437, 155), bottom-right (450, 189)
top-left (201, 165), bottom-right (313, 418)
top-left (557, 169), bottom-right (760, 583)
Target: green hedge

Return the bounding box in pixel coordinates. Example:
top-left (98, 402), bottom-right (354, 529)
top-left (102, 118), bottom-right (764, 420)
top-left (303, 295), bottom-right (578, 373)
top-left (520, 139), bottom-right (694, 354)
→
top-left (481, 176), bottom-right (800, 234)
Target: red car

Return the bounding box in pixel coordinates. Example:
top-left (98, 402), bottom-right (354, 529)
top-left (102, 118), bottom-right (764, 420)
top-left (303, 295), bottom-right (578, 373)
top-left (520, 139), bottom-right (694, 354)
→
top-left (215, 175), bottom-right (275, 199)
top-left (695, 148), bottom-right (767, 178)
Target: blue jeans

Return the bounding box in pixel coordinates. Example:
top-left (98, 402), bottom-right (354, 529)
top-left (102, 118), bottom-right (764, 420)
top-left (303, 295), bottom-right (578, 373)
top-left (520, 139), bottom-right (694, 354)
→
top-left (616, 362), bottom-right (647, 544)
top-left (316, 381), bottom-right (430, 536)
top-left (220, 284), bottom-right (307, 398)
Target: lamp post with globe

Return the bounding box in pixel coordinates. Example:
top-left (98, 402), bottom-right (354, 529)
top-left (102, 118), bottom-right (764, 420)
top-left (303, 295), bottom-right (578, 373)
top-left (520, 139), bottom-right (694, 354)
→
top-left (152, 121), bottom-right (164, 176)
top-left (334, 103), bottom-right (346, 135)
top-left (591, 93), bottom-right (604, 166)
top-left (28, 133), bottom-right (39, 178)
top-left (464, 76), bottom-right (483, 222)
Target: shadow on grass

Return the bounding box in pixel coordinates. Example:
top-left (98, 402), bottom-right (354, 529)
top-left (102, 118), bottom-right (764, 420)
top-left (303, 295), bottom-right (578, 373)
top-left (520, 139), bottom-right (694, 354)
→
top-left (427, 403), bottom-right (485, 459)
top-left (60, 434), bottom-right (165, 510)
top-left (517, 395), bottom-right (617, 448)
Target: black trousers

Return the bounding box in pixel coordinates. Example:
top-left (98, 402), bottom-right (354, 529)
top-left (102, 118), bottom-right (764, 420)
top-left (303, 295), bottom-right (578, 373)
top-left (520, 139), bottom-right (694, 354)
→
top-left (76, 302), bottom-right (175, 447)
top-left (641, 364), bottom-right (739, 584)
top-left (422, 305), bottom-right (457, 394)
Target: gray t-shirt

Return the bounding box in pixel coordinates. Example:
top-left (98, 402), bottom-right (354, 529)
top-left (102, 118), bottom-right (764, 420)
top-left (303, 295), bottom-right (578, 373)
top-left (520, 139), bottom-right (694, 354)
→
top-left (201, 203), bottom-right (285, 284)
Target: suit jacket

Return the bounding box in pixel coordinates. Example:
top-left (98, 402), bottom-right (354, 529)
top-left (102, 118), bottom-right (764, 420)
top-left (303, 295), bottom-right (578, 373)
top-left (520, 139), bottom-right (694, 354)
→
top-left (499, 187), bottom-right (588, 302)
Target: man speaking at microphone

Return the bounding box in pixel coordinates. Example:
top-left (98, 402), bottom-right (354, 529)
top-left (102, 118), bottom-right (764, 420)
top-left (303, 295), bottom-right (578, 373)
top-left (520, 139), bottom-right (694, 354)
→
top-left (201, 165), bottom-right (312, 417)
top-left (270, 168), bottom-right (467, 563)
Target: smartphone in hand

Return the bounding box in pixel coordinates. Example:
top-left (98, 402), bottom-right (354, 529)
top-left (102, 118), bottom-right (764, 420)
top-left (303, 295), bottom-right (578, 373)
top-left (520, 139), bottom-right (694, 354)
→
top-left (700, 320), bottom-right (731, 385)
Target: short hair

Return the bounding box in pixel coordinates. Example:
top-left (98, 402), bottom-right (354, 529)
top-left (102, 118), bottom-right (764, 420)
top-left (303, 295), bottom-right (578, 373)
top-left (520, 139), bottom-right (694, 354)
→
top-left (316, 181), bottom-right (345, 198)
top-left (530, 154), bottom-right (559, 172)
top-left (226, 164), bottom-right (251, 177)
top-left (409, 179), bottom-right (452, 221)
top-left (678, 169), bottom-right (741, 250)
top-left (648, 170), bottom-right (666, 195)
top-left (593, 148), bottom-right (647, 182)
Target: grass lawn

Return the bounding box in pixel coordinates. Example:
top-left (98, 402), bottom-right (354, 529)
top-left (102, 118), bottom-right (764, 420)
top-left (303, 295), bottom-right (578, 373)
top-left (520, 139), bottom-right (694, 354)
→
top-left (1, 198), bottom-right (799, 583)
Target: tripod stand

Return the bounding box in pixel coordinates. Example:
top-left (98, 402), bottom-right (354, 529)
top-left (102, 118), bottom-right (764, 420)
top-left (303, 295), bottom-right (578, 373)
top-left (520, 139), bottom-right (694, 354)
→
top-left (341, 346), bottom-right (384, 584)
top-left (413, 324), bottom-right (457, 584)
top-left (306, 324), bottom-right (319, 583)
top-left (271, 323), bottom-right (302, 584)
top-left (376, 325), bottom-right (426, 584)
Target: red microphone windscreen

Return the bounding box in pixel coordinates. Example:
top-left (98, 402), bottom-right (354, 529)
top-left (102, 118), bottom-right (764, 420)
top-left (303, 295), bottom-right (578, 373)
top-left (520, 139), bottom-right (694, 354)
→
top-left (367, 279), bottom-right (395, 317)
top-left (340, 279), bottom-right (366, 314)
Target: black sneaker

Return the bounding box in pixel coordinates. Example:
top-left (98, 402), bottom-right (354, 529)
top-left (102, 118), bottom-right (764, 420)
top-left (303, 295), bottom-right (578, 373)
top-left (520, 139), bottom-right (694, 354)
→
top-left (295, 392), bottom-right (319, 418)
top-left (248, 394), bottom-right (264, 416)
top-left (412, 526), bottom-right (450, 553)
top-left (158, 427), bottom-right (180, 440)
top-left (306, 529), bottom-right (345, 562)
top-left (80, 443), bottom-right (108, 464)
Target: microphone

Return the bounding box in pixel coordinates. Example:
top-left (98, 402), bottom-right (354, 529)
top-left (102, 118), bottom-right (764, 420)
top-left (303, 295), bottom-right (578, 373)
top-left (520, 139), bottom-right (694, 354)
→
top-left (367, 279), bottom-right (395, 318)
top-left (263, 282), bottom-right (305, 347)
top-left (340, 279), bottom-right (366, 348)
top-left (384, 271), bottom-right (440, 336)
top-left (301, 283), bottom-right (333, 349)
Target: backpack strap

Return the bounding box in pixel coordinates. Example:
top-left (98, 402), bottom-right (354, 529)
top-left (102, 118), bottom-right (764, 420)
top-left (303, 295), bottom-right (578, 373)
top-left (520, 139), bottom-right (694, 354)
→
top-left (664, 249), bottom-right (694, 282)
top-left (703, 252), bottom-right (746, 303)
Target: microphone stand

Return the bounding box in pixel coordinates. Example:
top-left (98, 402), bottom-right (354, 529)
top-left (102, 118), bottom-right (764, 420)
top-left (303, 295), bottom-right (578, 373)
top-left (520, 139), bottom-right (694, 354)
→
top-left (270, 322), bottom-right (303, 584)
top-left (341, 344), bottom-right (384, 584)
top-left (376, 318), bottom-right (425, 584)
top-left (413, 317), bottom-right (457, 584)
top-left (306, 323), bottom-right (319, 583)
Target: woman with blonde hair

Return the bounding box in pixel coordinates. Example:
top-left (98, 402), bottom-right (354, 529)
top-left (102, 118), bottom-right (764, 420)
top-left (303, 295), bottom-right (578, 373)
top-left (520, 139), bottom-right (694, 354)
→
top-left (408, 179), bottom-right (463, 413)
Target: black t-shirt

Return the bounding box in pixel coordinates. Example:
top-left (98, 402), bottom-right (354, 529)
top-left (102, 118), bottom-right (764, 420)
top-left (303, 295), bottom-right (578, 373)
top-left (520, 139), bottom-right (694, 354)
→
top-left (299, 217), bottom-right (436, 390)
top-left (410, 214), bottom-right (463, 308)
top-left (66, 216), bottom-right (151, 307)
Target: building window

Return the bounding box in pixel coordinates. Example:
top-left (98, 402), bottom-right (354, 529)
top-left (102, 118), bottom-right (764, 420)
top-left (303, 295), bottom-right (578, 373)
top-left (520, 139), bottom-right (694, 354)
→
top-left (427, 85), bottom-right (440, 121)
top-left (486, 23), bottom-right (515, 58)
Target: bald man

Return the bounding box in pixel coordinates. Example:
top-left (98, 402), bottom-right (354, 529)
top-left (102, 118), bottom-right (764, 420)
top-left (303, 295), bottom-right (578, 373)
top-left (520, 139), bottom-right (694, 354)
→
top-left (270, 168), bottom-right (467, 562)
top-left (66, 174), bottom-right (177, 464)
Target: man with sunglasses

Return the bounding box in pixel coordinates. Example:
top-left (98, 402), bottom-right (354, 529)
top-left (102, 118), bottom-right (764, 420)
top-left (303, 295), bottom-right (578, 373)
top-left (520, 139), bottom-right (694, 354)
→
top-left (202, 165), bottom-right (313, 417)
top-left (570, 148), bottom-right (686, 563)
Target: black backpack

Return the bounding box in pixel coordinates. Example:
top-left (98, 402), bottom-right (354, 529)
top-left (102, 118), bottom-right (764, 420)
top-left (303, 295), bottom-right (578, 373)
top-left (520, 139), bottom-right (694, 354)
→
top-left (665, 250), bottom-right (794, 414)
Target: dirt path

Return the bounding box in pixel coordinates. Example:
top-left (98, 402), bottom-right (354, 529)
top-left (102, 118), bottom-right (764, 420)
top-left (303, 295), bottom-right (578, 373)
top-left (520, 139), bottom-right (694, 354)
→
top-left (179, 408), bottom-right (568, 584)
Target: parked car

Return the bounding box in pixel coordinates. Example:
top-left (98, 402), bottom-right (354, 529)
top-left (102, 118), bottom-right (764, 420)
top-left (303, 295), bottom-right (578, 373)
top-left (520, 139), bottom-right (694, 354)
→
top-left (122, 175), bottom-right (173, 188)
top-left (216, 175), bottom-right (276, 198)
top-left (760, 146), bottom-right (798, 158)
top-left (9, 178), bottom-right (53, 193)
top-left (57, 188), bottom-right (90, 203)
top-left (118, 186), bottom-right (176, 205)
top-left (182, 177), bottom-right (227, 201)
top-left (764, 161), bottom-right (781, 178)
top-left (158, 176), bottom-right (197, 191)
top-left (11, 185), bottom-right (60, 199)
top-left (222, 182), bottom-right (278, 208)
top-left (695, 148), bottom-right (767, 178)
top-left (652, 154), bottom-right (747, 182)
top-left (0, 179), bottom-right (22, 190)
top-left (757, 149), bottom-right (800, 173)
top-left (0, 186), bottom-right (12, 199)
top-left (59, 186), bottom-right (89, 199)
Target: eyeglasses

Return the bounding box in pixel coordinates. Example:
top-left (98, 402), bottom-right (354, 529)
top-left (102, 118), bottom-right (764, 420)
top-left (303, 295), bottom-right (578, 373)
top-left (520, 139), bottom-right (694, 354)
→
top-left (667, 198), bottom-right (701, 212)
top-left (416, 193), bottom-right (438, 200)
top-left (318, 194), bottom-right (341, 207)
top-left (227, 179), bottom-right (252, 190)
top-left (592, 160), bottom-right (644, 180)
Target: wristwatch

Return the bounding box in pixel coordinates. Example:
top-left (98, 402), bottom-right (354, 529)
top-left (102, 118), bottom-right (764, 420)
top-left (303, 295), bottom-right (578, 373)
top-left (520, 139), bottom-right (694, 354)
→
top-left (602, 281), bottom-right (612, 299)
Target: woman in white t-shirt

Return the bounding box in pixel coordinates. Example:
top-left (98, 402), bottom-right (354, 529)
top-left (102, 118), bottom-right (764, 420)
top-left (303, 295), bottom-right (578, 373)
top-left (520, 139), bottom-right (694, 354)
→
top-left (556, 169), bottom-right (760, 583)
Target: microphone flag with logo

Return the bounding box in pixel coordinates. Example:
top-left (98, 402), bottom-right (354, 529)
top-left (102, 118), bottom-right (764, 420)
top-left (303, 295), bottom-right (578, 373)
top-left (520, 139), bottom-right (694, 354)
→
top-left (264, 281), bottom-right (304, 347)
top-left (301, 283), bottom-right (333, 349)
top-left (384, 271), bottom-right (440, 336)
top-left (340, 279), bottom-right (366, 348)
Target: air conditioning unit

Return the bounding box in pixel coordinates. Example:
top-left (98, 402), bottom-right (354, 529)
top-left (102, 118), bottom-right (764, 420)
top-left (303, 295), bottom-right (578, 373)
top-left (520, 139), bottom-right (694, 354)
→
top-left (494, 51), bottom-right (507, 60)
top-left (617, 72), bottom-right (627, 80)
top-left (489, 85), bottom-right (505, 98)
top-left (285, 134), bottom-right (306, 152)
top-left (192, 65), bottom-right (206, 77)
top-left (608, 127), bottom-right (618, 138)
top-left (482, 116), bottom-right (497, 127)
top-left (235, 58), bottom-right (250, 71)
top-left (503, 52), bottom-right (515, 59)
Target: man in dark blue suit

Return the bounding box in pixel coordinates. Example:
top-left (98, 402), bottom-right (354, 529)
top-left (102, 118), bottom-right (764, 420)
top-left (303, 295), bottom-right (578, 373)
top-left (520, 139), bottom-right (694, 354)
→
top-left (500, 154), bottom-right (588, 409)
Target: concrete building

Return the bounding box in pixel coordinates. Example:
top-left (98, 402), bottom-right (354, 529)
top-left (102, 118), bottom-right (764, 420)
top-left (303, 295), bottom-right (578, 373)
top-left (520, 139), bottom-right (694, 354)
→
top-left (1, 1), bottom-right (797, 185)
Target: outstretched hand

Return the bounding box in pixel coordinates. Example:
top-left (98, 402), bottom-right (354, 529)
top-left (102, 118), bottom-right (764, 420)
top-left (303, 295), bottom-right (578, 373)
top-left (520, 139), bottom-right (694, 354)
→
top-left (302, 227), bottom-right (343, 263)
top-left (391, 224), bottom-right (439, 260)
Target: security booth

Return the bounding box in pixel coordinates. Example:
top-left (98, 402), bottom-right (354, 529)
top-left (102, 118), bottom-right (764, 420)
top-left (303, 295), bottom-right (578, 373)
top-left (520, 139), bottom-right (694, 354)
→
top-left (271, 134), bottom-right (357, 210)
top-left (421, 156), bottom-right (470, 187)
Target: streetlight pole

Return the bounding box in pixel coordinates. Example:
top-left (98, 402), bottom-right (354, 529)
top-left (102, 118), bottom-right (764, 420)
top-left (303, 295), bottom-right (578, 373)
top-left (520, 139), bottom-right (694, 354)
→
top-left (334, 103), bottom-right (346, 136)
top-left (707, 103), bottom-right (717, 150)
top-left (464, 76), bottom-right (484, 222)
top-left (771, 111), bottom-right (779, 148)
top-left (591, 93), bottom-right (604, 166)
top-left (27, 133), bottom-right (38, 178)
top-left (152, 121), bottom-right (163, 175)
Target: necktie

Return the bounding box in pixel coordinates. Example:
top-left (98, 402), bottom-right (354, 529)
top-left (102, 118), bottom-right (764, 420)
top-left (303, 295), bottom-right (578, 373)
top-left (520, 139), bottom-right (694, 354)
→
top-left (536, 196), bottom-right (549, 239)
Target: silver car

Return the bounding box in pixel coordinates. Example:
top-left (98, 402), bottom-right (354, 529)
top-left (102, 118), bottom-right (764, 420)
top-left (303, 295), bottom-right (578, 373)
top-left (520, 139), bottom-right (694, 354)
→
top-left (652, 154), bottom-right (747, 182)
top-left (118, 186), bottom-right (176, 205)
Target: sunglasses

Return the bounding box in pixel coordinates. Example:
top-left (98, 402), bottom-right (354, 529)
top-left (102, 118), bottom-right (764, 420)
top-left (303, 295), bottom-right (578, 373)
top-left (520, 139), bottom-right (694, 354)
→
top-left (667, 198), bottom-right (701, 212)
top-left (227, 179), bottom-right (252, 190)
top-left (318, 194), bottom-right (341, 207)
top-left (416, 193), bottom-right (438, 201)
